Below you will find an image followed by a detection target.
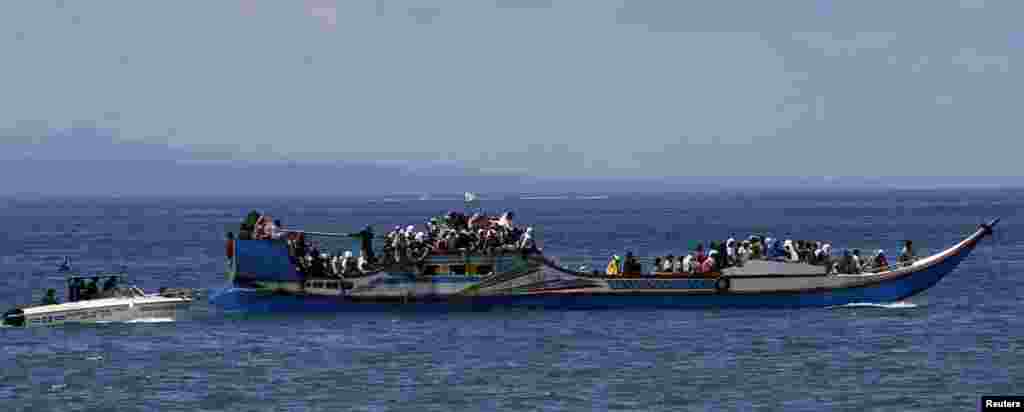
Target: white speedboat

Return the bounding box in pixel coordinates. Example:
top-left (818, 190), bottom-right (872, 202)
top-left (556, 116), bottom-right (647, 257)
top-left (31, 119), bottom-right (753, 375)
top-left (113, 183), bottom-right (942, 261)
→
top-left (2, 274), bottom-right (193, 327)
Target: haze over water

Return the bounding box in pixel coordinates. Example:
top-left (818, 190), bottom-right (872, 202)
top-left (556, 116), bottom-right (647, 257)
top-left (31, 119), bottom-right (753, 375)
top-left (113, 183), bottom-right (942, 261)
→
top-left (0, 188), bottom-right (1020, 411)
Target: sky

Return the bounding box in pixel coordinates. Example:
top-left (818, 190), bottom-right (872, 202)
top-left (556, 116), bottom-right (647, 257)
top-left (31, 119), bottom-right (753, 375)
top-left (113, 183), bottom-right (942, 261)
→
top-left (1, 0), bottom-right (1022, 194)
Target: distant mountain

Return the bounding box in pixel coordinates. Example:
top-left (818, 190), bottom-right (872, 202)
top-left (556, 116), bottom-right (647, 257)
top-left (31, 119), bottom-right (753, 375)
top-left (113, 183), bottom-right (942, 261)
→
top-left (0, 128), bottom-right (1018, 196)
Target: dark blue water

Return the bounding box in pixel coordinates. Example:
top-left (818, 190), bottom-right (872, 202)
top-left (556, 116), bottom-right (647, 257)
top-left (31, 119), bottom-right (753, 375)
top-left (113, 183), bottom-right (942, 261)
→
top-left (1, 189), bottom-right (1021, 411)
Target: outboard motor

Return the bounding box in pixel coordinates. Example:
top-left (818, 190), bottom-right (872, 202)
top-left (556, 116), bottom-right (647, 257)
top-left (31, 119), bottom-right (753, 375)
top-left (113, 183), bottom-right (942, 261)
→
top-left (2, 308), bottom-right (25, 327)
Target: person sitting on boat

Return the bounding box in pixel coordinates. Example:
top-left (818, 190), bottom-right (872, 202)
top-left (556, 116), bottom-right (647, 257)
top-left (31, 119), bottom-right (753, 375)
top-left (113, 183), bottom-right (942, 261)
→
top-left (749, 237), bottom-right (762, 259)
top-left (872, 249), bottom-right (889, 271)
top-left (653, 257), bottom-right (662, 272)
top-left (606, 255), bottom-right (620, 276)
top-left (698, 252), bottom-right (715, 274)
top-left (725, 239), bottom-right (737, 266)
top-left (83, 277), bottom-right (100, 300)
top-left (270, 219), bottom-right (286, 240)
top-left (328, 254), bottom-right (340, 276)
top-left (812, 242), bottom-right (823, 265)
top-left (768, 238), bottom-right (786, 260)
top-left (357, 255), bottom-right (368, 273)
top-left (101, 276), bottom-right (118, 297)
top-left (898, 240), bottom-right (915, 265)
top-left (735, 241), bottom-right (750, 266)
top-left (41, 288), bottom-right (59, 305)
top-left (851, 249), bottom-right (864, 274)
top-left (253, 215), bottom-right (271, 240)
top-left (618, 251), bottom-right (634, 272)
top-left (785, 242), bottom-right (800, 263)
top-left (495, 211), bottom-right (514, 229)
top-left (517, 227), bottom-right (536, 252)
top-left (836, 249), bottom-right (854, 274)
top-left (342, 251), bottom-right (357, 274)
top-left (681, 254), bottom-right (693, 273)
top-left (225, 231), bottom-right (235, 262)
top-left (239, 210), bottom-right (260, 240)
top-left (715, 241), bottom-right (728, 269)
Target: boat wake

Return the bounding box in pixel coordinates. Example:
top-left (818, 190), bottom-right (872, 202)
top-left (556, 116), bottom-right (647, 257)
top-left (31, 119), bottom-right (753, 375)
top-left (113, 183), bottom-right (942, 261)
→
top-left (829, 302), bottom-right (919, 309)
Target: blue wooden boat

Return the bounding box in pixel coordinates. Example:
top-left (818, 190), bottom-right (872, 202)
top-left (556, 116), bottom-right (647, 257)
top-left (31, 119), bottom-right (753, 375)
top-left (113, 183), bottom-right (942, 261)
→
top-left (208, 218), bottom-right (999, 312)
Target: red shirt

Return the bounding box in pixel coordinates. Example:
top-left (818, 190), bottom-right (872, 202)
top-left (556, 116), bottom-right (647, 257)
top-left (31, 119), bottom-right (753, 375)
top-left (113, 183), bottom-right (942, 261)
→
top-left (226, 239), bottom-right (235, 259)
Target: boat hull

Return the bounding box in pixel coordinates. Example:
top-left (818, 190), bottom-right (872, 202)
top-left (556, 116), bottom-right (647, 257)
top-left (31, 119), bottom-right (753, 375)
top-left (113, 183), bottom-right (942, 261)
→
top-left (5, 296), bottom-right (192, 327)
top-left (210, 220), bottom-right (995, 312)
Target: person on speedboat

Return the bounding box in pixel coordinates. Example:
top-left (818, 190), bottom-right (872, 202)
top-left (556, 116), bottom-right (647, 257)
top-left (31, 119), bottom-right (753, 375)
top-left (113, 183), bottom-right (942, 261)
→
top-left (101, 276), bottom-right (119, 297)
top-left (41, 288), bottom-right (59, 305)
top-left (83, 278), bottom-right (99, 300)
top-left (851, 249), bottom-right (864, 274)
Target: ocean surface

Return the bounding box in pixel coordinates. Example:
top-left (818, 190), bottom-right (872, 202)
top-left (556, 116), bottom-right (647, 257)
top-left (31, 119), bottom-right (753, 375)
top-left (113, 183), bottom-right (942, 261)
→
top-left (1, 188), bottom-right (1021, 411)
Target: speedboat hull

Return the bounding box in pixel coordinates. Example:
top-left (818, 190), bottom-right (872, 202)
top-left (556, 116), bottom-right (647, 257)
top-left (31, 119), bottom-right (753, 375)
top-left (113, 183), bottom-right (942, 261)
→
top-left (4, 295), bottom-right (192, 327)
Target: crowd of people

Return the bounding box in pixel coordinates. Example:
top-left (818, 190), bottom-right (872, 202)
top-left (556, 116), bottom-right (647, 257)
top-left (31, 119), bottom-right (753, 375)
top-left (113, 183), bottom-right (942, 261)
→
top-left (605, 236), bottom-right (917, 276)
top-left (232, 210), bottom-right (538, 279)
top-left (234, 210), bottom-right (918, 278)
top-left (380, 210), bottom-right (537, 264)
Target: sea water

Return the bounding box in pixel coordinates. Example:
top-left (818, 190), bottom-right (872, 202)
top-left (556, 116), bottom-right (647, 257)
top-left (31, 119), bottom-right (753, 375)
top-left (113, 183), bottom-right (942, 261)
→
top-left (1, 188), bottom-right (1021, 411)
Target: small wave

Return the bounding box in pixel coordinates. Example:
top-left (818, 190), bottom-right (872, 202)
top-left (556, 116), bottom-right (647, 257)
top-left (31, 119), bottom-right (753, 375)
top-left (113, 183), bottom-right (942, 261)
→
top-left (575, 195), bottom-right (609, 200)
top-left (831, 301), bottom-right (918, 309)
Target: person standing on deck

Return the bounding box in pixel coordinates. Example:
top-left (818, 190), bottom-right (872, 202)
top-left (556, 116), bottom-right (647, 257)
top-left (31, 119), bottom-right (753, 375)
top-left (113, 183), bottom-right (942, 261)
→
top-left (898, 240), bottom-right (915, 265)
top-left (225, 232), bottom-right (235, 261)
top-left (346, 226), bottom-right (376, 264)
top-left (606, 255), bottom-right (620, 276)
